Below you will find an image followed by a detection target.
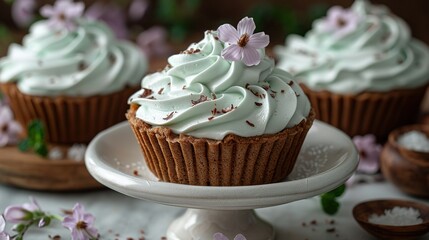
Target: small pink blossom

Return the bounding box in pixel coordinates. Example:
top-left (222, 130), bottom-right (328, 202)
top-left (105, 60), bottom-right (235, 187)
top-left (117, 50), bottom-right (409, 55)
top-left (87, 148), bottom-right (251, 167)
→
top-left (85, 1), bottom-right (128, 39)
top-left (4, 197), bottom-right (40, 223)
top-left (353, 134), bottom-right (382, 174)
top-left (319, 6), bottom-right (361, 37)
top-left (11, 0), bottom-right (37, 28)
top-left (40, 0), bottom-right (84, 31)
top-left (137, 26), bottom-right (171, 58)
top-left (0, 103), bottom-right (22, 147)
top-left (217, 17), bottom-right (269, 66)
top-left (0, 215), bottom-right (10, 240)
top-left (128, 0), bottom-right (149, 21)
top-left (62, 203), bottom-right (99, 240)
top-left (213, 233), bottom-right (247, 240)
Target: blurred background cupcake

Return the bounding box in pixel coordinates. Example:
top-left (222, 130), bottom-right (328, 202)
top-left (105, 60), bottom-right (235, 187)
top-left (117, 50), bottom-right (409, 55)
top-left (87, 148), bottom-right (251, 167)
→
top-left (274, 0), bottom-right (429, 140)
top-left (0, 0), bottom-right (147, 144)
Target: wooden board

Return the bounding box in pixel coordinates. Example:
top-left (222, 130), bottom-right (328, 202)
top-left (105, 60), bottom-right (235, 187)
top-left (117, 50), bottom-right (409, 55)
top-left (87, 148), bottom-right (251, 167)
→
top-left (0, 146), bottom-right (102, 191)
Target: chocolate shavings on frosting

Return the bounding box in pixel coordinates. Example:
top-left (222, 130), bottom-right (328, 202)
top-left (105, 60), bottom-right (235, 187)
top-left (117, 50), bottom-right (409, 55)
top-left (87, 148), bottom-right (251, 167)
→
top-left (140, 88), bottom-right (154, 98)
top-left (221, 104), bottom-right (235, 113)
top-left (158, 88), bottom-right (164, 95)
top-left (191, 95), bottom-right (208, 106)
top-left (163, 111), bottom-right (175, 120)
top-left (78, 61), bottom-right (88, 71)
top-left (246, 120), bottom-right (255, 127)
top-left (181, 48), bottom-right (201, 54)
top-left (255, 102), bottom-right (262, 106)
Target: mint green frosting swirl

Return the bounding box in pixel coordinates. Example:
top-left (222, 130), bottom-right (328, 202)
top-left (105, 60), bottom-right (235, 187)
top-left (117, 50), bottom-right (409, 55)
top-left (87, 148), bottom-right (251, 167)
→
top-left (129, 31), bottom-right (311, 140)
top-left (0, 19), bottom-right (147, 96)
top-left (274, 0), bottom-right (429, 94)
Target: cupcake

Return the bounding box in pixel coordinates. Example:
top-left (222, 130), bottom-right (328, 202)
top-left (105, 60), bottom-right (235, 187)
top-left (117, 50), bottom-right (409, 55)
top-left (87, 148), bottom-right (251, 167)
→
top-left (127, 17), bottom-right (314, 186)
top-left (274, 0), bottom-right (429, 139)
top-left (0, 1), bottom-right (147, 144)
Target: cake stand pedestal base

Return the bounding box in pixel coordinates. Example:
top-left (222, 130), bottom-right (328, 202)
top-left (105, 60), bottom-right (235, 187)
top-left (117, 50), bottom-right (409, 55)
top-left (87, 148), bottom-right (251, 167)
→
top-left (167, 209), bottom-right (274, 240)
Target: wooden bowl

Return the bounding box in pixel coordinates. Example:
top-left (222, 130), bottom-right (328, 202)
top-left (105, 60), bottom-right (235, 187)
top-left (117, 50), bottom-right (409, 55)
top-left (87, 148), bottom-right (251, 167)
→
top-left (0, 146), bottom-right (102, 191)
top-left (353, 199), bottom-right (429, 240)
top-left (388, 124), bottom-right (429, 167)
top-left (381, 125), bottom-right (429, 198)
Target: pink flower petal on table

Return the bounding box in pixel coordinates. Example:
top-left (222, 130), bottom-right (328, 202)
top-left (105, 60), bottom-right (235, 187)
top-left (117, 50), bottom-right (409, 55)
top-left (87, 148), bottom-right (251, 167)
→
top-left (4, 206), bottom-right (26, 223)
top-left (234, 234), bottom-right (247, 240)
top-left (213, 233), bottom-right (229, 240)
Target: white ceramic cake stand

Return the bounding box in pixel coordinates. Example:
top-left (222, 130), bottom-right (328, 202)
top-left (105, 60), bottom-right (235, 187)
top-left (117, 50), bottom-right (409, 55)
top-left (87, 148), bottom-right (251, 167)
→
top-left (85, 121), bottom-right (358, 240)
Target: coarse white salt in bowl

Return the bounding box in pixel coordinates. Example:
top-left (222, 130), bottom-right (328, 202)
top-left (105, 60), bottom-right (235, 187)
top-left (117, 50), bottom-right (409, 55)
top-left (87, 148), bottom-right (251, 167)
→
top-left (368, 206), bottom-right (423, 226)
top-left (353, 199), bottom-right (429, 239)
top-left (397, 130), bottom-right (429, 153)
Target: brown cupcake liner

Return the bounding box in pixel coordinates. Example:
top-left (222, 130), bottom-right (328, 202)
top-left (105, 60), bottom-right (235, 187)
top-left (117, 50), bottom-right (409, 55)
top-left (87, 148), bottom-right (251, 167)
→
top-left (301, 84), bottom-right (428, 140)
top-left (0, 83), bottom-right (139, 144)
top-left (127, 107), bottom-right (315, 186)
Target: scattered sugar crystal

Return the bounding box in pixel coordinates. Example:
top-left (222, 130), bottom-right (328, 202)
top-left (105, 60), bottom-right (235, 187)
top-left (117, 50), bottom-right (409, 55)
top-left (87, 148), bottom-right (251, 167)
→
top-left (368, 207), bottom-right (423, 226)
top-left (397, 130), bottom-right (429, 152)
top-left (67, 144), bottom-right (87, 161)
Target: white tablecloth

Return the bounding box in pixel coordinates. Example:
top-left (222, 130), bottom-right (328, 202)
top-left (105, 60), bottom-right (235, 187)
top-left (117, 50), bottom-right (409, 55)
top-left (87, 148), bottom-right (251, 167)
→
top-left (0, 181), bottom-right (428, 240)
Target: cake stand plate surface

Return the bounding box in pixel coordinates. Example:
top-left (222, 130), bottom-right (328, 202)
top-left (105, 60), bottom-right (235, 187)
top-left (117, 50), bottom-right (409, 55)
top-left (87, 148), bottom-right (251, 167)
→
top-left (86, 120), bottom-right (359, 240)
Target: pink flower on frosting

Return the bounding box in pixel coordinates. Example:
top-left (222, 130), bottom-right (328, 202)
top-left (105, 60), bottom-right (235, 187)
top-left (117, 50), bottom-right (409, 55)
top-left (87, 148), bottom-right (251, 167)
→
top-left (353, 134), bottom-right (382, 174)
top-left (40, 0), bottom-right (84, 31)
top-left (213, 233), bottom-right (247, 240)
top-left (319, 6), bottom-right (361, 37)
top-left (217, 17), bottom-right (269, 66)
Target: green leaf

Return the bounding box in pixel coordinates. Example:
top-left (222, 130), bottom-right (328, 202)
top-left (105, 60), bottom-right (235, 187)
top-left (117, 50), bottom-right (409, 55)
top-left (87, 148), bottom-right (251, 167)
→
top-left (184, 0), bottom-right (201, 13)
top-left (13, 223), bottom-right (26, 233)
top-left (307, 3), bottom-right (329, 22)
top-left (0, 24), bottom-right (11, 39)
top-left (320, 184), bottom-right (346, 215)
top-left (34, 142), bottom-right (48, 157)
top-left (156, 0), bottom-right (177, 22)
top-left (3, 0), bottom-right (14, 5)
top-left (28, 120), bottom-right (45, 141)
top-left (18, 139), bottom-right (31, 152)
top-left (321, 196), bottom-right (340, 215)
top-left (328, 184), bottom-right (346, 198)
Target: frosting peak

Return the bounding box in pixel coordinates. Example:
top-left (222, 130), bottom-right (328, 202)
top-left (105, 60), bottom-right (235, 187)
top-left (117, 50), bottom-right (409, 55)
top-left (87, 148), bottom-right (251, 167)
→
top-left (130, 30), bottom-right (311, 140)
top-left (0, 19), bottom-right (147, 97)
top-left (275, 1), bottom-right (429, 94)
